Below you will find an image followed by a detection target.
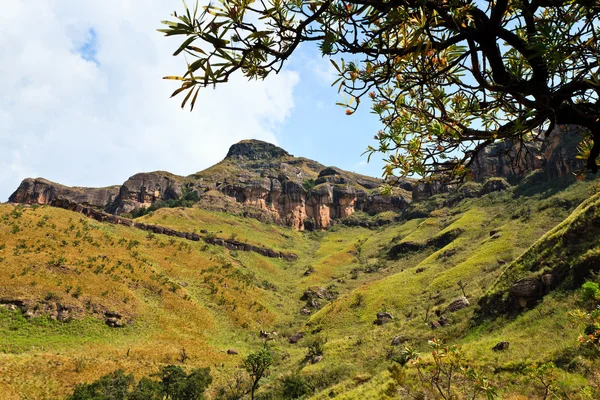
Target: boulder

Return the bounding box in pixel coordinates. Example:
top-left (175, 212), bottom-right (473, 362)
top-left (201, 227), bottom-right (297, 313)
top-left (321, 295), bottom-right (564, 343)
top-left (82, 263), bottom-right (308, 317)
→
top-left (289, 333), bottom-right (304, 344)
top-left (259, 330), bottom-right (278, 340)
top-left (391, 335), bottom-right (408, 346)
top-left (492, 342), bottom-right (510, 351)
top-left (509, 278), bottom-right (542, 300)
top-left (301, 287), bottom-right (331, 301)
top-left (312, 355), bottom-right (323, 364)
top-left (482, 177), bottom-right (511, 194)
top-left (445, 296), bottom-right (470, 313)
top-left (541, 273), bottom-right (557, 291)
top-left (375, 312), bottom-right (394, 325)
top-left (430, 320), bottom-right (442, 329)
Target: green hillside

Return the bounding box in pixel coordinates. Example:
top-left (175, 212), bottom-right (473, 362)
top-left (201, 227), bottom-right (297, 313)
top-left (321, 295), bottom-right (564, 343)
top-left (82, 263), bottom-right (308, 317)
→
top-left (1, 175), bottom-right (600, 399)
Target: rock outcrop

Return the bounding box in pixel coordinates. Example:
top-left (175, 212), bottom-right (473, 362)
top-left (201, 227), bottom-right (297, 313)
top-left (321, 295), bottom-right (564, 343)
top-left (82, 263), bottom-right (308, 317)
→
top-left (109, 172), bottom-right (184, 214)
top-left (9, 178), bottom-right (119, 209)
top-left (412, 125), bottom-right (587, 201)
top-left (226, 139), bottom-right (290, 160)
top-left (470, 139), bottom-right (545, 182)
top-left (542, 125), bottom-right (586, 178)
top-left (10, 140), bottom-right (413, 230)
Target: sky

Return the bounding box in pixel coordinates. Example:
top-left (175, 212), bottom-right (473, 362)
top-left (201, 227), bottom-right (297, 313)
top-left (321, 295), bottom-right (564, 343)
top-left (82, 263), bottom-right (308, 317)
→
top-left (0, 0), bottom-right (386, 202)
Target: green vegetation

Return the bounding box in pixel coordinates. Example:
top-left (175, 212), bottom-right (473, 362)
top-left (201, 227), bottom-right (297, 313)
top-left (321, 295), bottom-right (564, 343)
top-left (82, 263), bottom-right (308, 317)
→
top-left (67, 365), bottom-right (212, 400)
top-left (2, 176), bottom-right (600, 398)
top-left (162, 1), bottom-right (600, 181)
top-left (128, 187), bottom-right (200, 218)
top-left (302, 179), bottom-right (316, 192)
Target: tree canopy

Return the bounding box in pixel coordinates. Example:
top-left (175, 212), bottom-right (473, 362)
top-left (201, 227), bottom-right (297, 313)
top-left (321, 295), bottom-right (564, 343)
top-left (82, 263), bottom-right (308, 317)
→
top-left (160, 0), bottom-right (600, 182)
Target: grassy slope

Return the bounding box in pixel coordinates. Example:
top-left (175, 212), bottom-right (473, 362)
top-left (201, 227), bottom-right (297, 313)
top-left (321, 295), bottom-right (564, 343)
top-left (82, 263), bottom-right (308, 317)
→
top-left (1, 177), bottom-right (599, 399)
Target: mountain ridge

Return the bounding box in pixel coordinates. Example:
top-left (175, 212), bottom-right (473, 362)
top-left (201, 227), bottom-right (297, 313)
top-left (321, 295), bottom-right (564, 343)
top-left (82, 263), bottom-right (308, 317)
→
top-left (9, 139), bottom-right (415, 230)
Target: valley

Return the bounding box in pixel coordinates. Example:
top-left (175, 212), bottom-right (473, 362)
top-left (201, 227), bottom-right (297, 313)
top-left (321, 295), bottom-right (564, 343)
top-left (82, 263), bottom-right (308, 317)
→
top-left (2, 140), bottom-right (600, 398)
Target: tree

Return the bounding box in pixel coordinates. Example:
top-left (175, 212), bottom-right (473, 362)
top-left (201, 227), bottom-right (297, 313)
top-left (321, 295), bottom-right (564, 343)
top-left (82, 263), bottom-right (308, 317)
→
top-left (68, 370), bottom-right (134, 400)
top-left (161, 0), bottom-right (600, 182)
top-left (243, 345), bottom-right (273, 400)
top-left (155, 365), bottom-right (213, 400)
top-left (128, 378), bottom-right (162, 400)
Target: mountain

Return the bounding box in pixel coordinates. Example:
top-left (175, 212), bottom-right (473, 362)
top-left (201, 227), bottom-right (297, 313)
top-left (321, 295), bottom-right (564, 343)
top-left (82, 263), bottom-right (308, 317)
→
top-left (2, 136), bottom-right (600, 399)
top-left (9, 140), bottom-right (414, 230)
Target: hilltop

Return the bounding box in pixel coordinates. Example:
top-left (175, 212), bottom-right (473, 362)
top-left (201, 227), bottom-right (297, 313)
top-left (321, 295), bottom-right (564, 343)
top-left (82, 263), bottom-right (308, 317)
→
top-left (9, 140), bottom-right (414, 231)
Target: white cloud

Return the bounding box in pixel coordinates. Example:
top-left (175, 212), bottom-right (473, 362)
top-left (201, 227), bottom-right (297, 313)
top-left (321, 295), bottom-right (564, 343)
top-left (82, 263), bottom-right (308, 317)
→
top-left (0, 0), bottom-right (299, 200)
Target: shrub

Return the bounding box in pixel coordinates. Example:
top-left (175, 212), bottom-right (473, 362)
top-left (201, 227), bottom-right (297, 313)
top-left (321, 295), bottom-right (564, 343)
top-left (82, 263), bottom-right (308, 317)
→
top-left (281, 374), bottom-right (311, 399)
top-left (68, 370), bottom-right (134, 400)
top-left (302, 179), bottom-right (316, 191)
top-left (386, 338), bottom-right (497, 399)
top-left (580, 281), bottom-right (600, 307)
top-left (306, 337), bottom-right (326, 359)
top-left (67, 365), bottom-right (212, 400)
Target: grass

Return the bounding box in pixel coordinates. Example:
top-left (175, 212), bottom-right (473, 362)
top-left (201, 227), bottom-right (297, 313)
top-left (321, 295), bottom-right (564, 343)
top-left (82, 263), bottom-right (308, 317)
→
top-left (2, 175), bottom-right (600, 398)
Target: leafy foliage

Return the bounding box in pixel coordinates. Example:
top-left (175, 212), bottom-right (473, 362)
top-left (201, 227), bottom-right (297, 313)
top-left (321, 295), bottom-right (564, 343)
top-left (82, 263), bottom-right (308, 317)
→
top-left (162, 0), bottom-right (600, 182)
top-left (67, 365), bottom-right (212, 400)
top-left (244, 345), bottom-right (273, 400)
top-left (386, 338), bottom-right (497, 399)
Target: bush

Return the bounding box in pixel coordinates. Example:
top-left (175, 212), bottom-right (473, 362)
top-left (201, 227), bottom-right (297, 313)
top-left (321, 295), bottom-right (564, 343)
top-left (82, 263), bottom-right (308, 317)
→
top-left (281, 374), bottom-right (311, 399)
top-left (67, 365), bottom-right (212, 400)
top-left (306, 337), bottom-right (326, 359)
top-left (302, 179), bottom-right (316, 191)
top-left (68, 370), bottom-right (134, 400)
top-left (580, 281), bottom-right (600, 307)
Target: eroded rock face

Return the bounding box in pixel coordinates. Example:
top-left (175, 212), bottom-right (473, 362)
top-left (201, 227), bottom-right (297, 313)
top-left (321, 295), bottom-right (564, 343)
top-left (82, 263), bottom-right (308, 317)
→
top-left (9, 140), bottom-right (414, 230)
top-left (471, 139), bottom-right (545, 182)
top-left (8, 178), bottom-right (119, 209)
top-left (111, 172), bottom-right (184, 214)
top-left (412, 182), bottom-right (454, 202)
top-left (542, 125), bottom-right (586, 178)
top-left (412, 126), bottom-right (586, 201)
top-left (226, 139), bottom-right (290, 160)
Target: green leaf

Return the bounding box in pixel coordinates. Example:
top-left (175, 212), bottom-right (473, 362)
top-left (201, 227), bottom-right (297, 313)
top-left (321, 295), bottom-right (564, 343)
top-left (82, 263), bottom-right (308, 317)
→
top-left (190, 87), bottom-right (201, 111)
top-left (181, 86), bottom-right (195, 109)
top-left (330, 59), bottom-right (341, 73)
top-left (173, 36), bottom-right (197, 56)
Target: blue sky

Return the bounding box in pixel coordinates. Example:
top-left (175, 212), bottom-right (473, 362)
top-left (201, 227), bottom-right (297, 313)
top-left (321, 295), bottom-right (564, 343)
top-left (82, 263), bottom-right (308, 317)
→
top-left (0, 1), bottom-right (387, 201)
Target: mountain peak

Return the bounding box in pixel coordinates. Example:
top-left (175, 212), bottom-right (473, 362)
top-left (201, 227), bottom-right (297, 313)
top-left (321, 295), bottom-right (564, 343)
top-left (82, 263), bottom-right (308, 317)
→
top-left (225, 139), bottom-right (290, 160)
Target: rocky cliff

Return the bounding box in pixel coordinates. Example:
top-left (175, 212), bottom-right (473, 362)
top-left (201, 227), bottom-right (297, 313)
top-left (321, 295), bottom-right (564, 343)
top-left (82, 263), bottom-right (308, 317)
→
top-left (8, 178), bottom-right (119, 209)
top-left (9, 140), bottom-right (414, 230)
top-left (412, 125), bottom-right (587, 200)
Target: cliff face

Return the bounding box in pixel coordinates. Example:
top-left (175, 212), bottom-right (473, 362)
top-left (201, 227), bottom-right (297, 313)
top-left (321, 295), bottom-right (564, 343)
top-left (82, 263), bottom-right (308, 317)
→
top-left (109, 172), bottom-right (184, 214)
top-left (412, 125), bottom-right (587, 200)
top-left (192, 144), bottom-right (412, 230)
top-left (470, 139), bottom-right (545, 182)
top-left (8, 140), bottom-right (414, 230)
top-left (9, 178), bottom-right (119, 209)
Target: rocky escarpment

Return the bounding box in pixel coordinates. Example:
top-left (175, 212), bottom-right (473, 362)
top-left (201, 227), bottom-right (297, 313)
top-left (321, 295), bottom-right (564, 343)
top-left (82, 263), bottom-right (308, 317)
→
top-left (9, 178), bottom-right (119, 209)
top-left (46, 198), bottom-right (298, 260)
top-left (10, 140), bottom-right (414, 231)
top-left (107, 172), bottom-right (184, 214)
top-left (412, 125), bottom-right (587, 201)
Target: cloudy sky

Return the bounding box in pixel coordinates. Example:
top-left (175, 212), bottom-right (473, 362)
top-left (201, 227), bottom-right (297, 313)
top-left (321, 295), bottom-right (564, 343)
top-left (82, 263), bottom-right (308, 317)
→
top-left (0, 1), bottom-right (385, 201)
